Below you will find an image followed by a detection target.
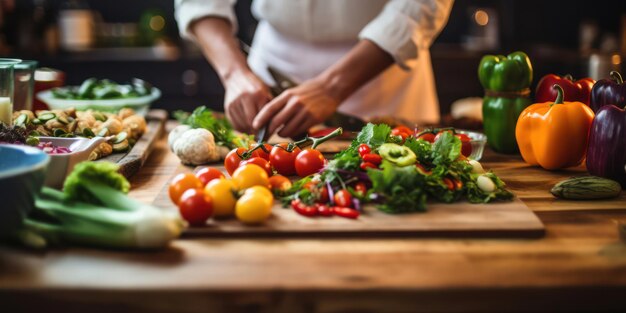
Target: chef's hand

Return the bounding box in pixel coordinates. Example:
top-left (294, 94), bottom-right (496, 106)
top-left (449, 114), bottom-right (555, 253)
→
top-left (223, 69), bottom-right (272, 133)
top-left (252, 76), bottom-right (340, 138)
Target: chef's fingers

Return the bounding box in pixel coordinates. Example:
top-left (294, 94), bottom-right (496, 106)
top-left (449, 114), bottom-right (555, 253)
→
top-left (292, 119), bottom-right (316, 139)
top-left (278, 109), bottom-right (308, 138)
top-left (240, 97), bottom-right (258, 131)
top-left (267, 96), bottom-right (300, 135)
top-left (227, 101), bottom-right (247, 132)
top-left (252, 92), bottom-right (289, 130)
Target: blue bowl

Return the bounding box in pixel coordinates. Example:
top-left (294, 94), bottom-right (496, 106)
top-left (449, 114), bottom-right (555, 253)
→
top-left (0, 144), bottom-right (49, 236)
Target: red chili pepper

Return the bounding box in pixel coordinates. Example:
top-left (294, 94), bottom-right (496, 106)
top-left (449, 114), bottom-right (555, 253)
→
top-left (362, 153), bottom-right (382, 165)
top-left (291, 199), bottom-right (317, 217)
top-left (333, 207), bottom-right (360, 219)
top-left (360, 162), bottom-right (377, 171)
top-left (357, 144), bottom-right (371, 157)
top-left (315, 204), bottom-right (334, 216)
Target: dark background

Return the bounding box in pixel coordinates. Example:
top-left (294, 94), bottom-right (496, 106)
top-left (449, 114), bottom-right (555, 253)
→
top-left (2, 0), bottom-right (626, 116)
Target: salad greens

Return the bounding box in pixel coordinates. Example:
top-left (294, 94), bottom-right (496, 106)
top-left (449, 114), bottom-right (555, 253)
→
top-left (174, 106), bottom-right (253, 149)
top-left (16, 161), bottom-right (183, 249)
top-left (52, 78), bottom-right (153, 100)
top-left (283, 123), bottom-right (513, 214)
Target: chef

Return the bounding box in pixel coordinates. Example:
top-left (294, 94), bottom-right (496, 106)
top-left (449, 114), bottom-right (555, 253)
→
top-left (175, 0), bottom-right (454, 137)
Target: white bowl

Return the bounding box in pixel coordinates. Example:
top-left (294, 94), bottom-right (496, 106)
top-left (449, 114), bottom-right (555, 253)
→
top-left (36, 87), bottom-right (160, 116)
top-left (37, 137), bottom-right (106, 188)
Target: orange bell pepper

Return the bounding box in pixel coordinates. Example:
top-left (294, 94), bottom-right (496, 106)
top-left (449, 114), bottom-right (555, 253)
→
top-left (515, 84), bottom-right (595, 170)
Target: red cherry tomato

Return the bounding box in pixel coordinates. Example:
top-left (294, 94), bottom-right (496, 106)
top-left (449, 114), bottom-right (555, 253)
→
top-left (334, 189), bottom-right (352, 208)
top-left (291, 199), bottom-right (317, 217)
top-left (315, 204), bottom-right (334, 216)
top-left (354, 182), bottom-right (367, 195)
top-left (169, 173), bottom-right (203, 205)
top-left (417, 132), bottom-right (436, 143)
top-left (357, 144), bottom-right (371, 157)
top-left (360, 162), bottom-right (377, 171)
top-left (178, 188), bottom-right (213, 226)
top-left (391, 128), bottom-right (410, 141)
top-left (195, 167), bottom-right (225, 186)
top-left (295, 148), bottom-right (325, 177)
top-left (270, 143), bottom-right (301, 176)
top-left (224, 147), bottom-right (247, 176)
top-left (250, 143), bottom-right (272, 161)
top-left (394, 125), bottom-right (412, 135)
top-left (333, 207), bottom-right (360, 219)
top-left (434, 130), bottom-right (454, 143)
top-left (455, 133), bottom-right (473, 157)
top-left (362, 153), bottom-right (382, 165)
top-left (304, 181), bottom-right (329, 203)
top-left (240, 157), bottom-right (273, 177)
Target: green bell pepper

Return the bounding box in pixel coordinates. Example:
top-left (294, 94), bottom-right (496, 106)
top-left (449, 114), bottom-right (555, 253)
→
top-left (478, 51), bottom-right (533, 154)
top-left (478, 52), bottom-right (533, 92)
top-left (482, 96), bottom-right (532, 153)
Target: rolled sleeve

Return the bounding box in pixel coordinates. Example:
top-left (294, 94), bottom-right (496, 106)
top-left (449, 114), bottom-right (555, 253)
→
top-left (359, 0), bottom-right (454, 69)
top-left (174, 0), bottom-right (238, 40)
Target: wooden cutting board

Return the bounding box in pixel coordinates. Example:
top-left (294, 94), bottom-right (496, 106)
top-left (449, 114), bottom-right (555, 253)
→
top-left (99, 109), bottom-right (167, 178)
top-left (152, 163), bottom-right (545, 238)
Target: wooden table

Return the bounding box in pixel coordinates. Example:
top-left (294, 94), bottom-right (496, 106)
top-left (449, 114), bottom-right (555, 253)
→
top-left (2, 131), bottom-right (626, 313)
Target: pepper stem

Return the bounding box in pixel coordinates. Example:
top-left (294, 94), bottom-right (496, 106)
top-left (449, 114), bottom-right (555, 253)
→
top-left (610, 71), bottom-right (624, 84)
top-left (551, 84), bottom-right (564, 106)
top-left (563, 74), bottom-right (573, 81)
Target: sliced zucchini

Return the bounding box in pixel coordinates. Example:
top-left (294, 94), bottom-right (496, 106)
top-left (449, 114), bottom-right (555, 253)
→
top-left (113, 131), bottom-right (128, 144)
top-left (38, 112), bottom-right (56, 121)
top-left (28, 130), bottom-right (41, 137)
top-left (97, 128), bottom-right (109, 137)
top-left (53, 128), bottom-right (67, 137)
top-left (14, 113), bottom-right (29, 127)
top-left (78, 78), bottom-right (98, 98)
top-left (31, 118), bottom-right (42, 125)
top-left (57, 115), bottom-right (69, 125)
top-left (93, 111), bottom-right (107, 122)
top-left (83, 128), bottom-right (96, 137)
top-left (112, 139), bottom-right (130, 152)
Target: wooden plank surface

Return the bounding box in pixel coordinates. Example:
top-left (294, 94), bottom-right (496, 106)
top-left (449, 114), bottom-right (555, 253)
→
top-left (1, 122), bottom-right (626, 313)
top-left (98, 109), bottom-right (167, 178)
top-left (153, 165), bottom-right (545, 238)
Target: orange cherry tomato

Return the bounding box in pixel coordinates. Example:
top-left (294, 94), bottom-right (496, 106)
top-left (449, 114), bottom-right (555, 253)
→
top-left (169, 173), bottom-right (203, 205)
top-left (333, 189), bottom-right (353, 208)
top-left (268, 175), bottom-right (292, 192)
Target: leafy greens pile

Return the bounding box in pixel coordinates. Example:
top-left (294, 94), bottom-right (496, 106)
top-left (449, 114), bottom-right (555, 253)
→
top-left (287, 123), bottom-right (513, 214)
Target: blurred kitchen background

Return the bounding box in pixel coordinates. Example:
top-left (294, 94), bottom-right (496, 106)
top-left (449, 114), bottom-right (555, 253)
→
top-left (1, 0), bottom-right (625, 116)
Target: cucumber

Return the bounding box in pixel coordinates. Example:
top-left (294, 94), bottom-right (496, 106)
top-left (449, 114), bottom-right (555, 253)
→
top-left (551, 176), bottom-right (621, 200)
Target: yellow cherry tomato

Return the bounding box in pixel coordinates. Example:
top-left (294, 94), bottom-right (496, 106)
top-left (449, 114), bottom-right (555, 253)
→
top-left (204, 178), bottom-right (238, 217)
top-left (235, 186), bottom-right (273, 224)
top-left (232, 164), bottom-right (269, 190)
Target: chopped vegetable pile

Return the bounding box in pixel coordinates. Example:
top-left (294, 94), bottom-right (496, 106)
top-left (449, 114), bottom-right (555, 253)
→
top-left (282, 123), bottom-right (513, 215)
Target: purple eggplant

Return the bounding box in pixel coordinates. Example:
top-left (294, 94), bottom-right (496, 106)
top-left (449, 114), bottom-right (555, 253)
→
top-left (586, 104), bottom-right (626, 187)
top-left (590, 71), bottom-right (626, 113)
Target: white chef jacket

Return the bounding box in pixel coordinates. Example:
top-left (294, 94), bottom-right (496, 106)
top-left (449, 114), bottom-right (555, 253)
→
top-left (175, 0), bottom-right (454, 124)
